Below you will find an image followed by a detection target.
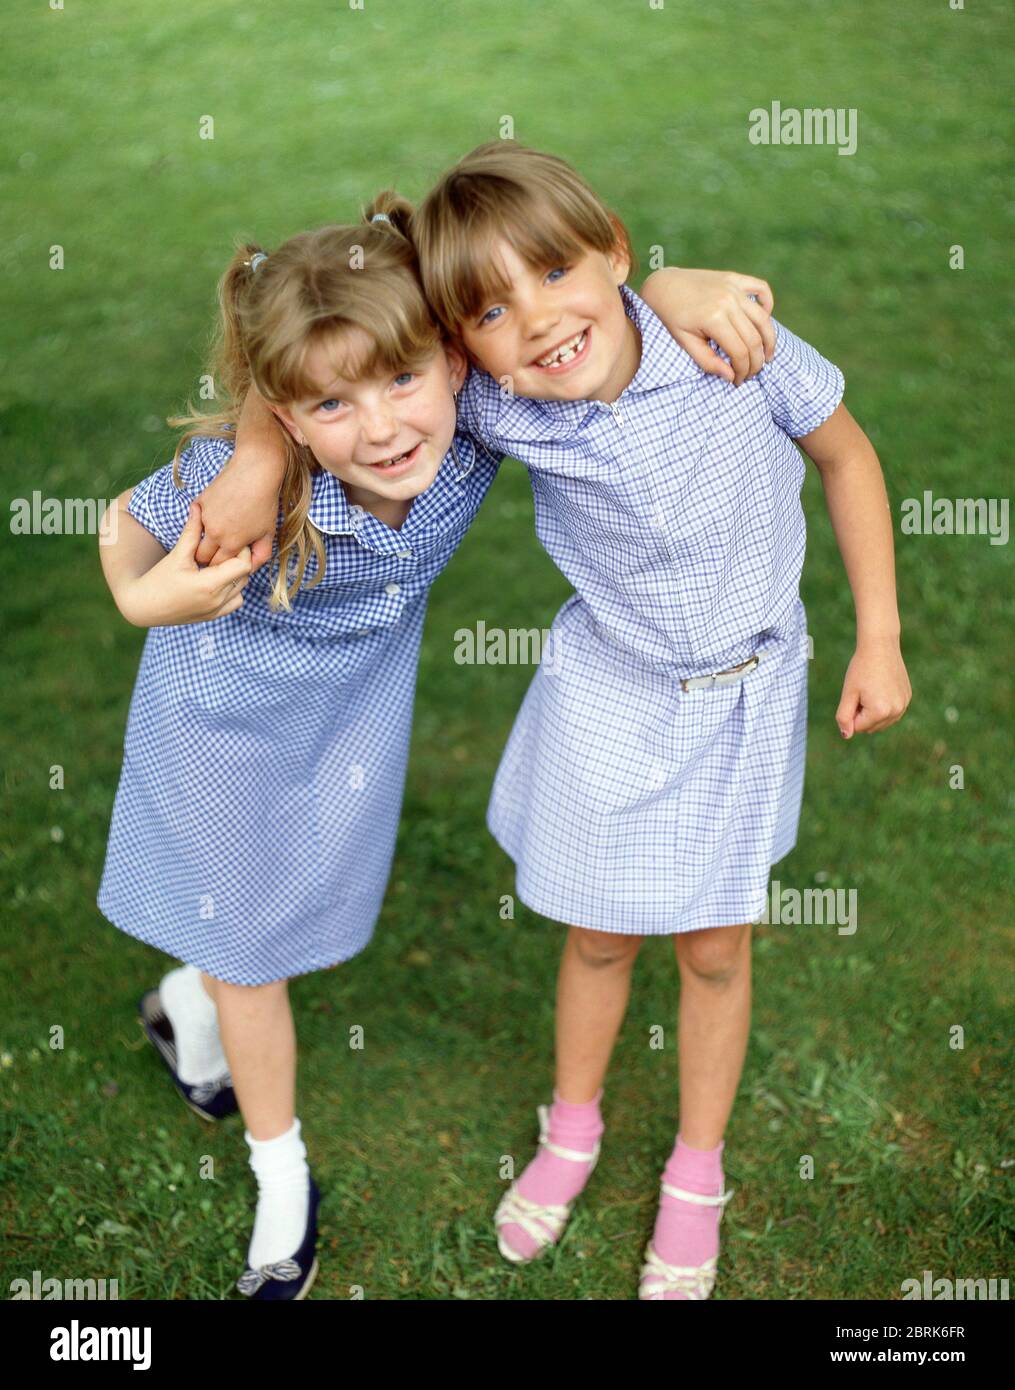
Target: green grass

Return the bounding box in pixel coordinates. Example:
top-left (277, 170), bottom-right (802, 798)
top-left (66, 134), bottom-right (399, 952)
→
top-left (2, 0), bottom-right (1012, 1299)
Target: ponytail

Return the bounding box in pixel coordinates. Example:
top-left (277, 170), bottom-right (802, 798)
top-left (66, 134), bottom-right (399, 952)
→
top-left (362, 190), bottom-right (417, 243)
top-left (168, 241), bottom-right (268, 456)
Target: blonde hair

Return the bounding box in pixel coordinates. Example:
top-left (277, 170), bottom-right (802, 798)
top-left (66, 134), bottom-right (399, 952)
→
top-left (411, 140), bottom-right (636, 333)
top-left (169, 194), bottom-right (441, 609)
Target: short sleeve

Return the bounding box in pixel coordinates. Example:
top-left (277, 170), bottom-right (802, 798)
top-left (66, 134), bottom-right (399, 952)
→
top-left (126, 433), bottom-right (235, 550)
top-left (757, 318), bottom-right (845, 438)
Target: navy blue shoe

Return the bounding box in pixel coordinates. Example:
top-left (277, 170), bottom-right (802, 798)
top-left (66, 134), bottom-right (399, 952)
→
top-left (235, 1174), bottom-right (321, 1301)
top-left (136, 988), bottom-right (238, 1122)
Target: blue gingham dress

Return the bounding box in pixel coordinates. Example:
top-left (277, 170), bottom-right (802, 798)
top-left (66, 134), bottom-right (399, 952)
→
top-left (458, 286), bottom-right (845, 934)
top-left (97, 432), bottom-right (499, 985)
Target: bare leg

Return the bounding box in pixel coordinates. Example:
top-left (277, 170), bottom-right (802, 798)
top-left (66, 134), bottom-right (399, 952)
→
top-left (555, 926), bottom-right (643, 1103)
top-left (200, 972), bottom-right (295, 1141)
top-left (672, 923), bottom-right (752, 1148)
top-left (494, 925), bottom-right (643, 1260)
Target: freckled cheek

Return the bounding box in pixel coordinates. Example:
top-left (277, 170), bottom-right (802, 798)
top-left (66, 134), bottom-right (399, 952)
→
top-left (307, 422), bottom-right (348, 459)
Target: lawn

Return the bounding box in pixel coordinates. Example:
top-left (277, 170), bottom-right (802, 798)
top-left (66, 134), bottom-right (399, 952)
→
top-left (1, 0), bottom-right (1012, 1300)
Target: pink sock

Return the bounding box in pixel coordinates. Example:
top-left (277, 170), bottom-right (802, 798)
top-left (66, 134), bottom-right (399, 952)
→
top-left (650, 1134), bottom-right (726, 1298)
top-left (500, 1090), bottom-right (604, 1259)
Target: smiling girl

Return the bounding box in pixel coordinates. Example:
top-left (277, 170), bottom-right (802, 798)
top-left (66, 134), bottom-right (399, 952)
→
top-left (96, 205), bottom-right (498, 1299)
top-left (410, 141), bottom-right (910, 1299)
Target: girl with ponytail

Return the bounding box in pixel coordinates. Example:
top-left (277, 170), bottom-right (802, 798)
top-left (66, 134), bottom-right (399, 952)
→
top-left (95, 199), bottom-right (499, 1299)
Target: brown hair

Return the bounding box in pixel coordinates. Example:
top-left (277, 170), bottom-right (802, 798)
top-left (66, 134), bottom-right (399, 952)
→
top-left (411, 140), bottom-right (636, 334)
top-left (169, 193), bottom-right (442, 609)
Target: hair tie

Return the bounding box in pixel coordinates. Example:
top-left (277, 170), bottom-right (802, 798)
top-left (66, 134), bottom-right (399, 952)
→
top-left (370, 213), bottom-right (391, 225)
top-left (245, 252), bottom-right (268, 272)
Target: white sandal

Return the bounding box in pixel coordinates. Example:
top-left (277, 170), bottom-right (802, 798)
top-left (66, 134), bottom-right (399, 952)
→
top-left (494, 1103), bottom-right (601, 1263)
top-left (638, 1181), bottom-right (735, 1300)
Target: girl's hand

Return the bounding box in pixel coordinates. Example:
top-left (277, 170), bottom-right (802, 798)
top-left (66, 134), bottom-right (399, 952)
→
top-left (835, 637), bottom-right (912, 738)
top-left (639, 267), bottom-right (776, 385)
top-left (120, 503), bottom-right (253, 627)
top-left (194, 450), bottom-right (279, 572)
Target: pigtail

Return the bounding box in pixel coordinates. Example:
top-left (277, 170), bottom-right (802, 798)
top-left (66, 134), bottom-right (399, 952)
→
top-left (168, 242), bottom-right (267, 469)
top-left (362, 189), bottom-right (417, 242)
top-left (214, 244), bottom-right (267, 409)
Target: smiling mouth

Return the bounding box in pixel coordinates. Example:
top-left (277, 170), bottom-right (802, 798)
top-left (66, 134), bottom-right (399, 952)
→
top-left (363, 441), bottom-right (422, 471)
top-left (532, 328), bottom-right (589, 370)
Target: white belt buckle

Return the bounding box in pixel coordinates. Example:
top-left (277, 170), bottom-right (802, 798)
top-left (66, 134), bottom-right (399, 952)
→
top-left (681, 653), bottom-right (759, 693)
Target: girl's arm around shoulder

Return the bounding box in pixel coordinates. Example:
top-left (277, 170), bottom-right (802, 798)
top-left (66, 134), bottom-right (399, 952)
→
top-left (456, 416), bottom-right (506, 474)
top-left (100, 492), bottom-right (251, 628)
top-left (795, 402), bottom-right (912, 738)
top-left (193, 388), bottom-right (286, 570)
top-left (100, 441), bottom-right (254, 626)
top-left (639, 266), bottom-right (777, 385)
top-left (452, 370), bottom-right (514, 466)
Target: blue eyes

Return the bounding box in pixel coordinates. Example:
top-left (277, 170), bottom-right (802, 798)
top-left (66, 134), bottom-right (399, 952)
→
top-left (477, 267), bottom-right (568, 326)
top-left (316, 374), bottom-right (415, 413)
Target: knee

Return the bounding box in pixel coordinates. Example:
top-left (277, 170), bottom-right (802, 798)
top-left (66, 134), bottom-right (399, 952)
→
top-left (571, 926), bottom-right (642, 969)
top-left (675, 924), bottom-right (750, 985)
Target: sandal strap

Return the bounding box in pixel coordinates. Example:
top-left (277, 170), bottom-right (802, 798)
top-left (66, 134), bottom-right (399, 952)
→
top-left (639, 1242), bottom-right (719, 1299)
top-left (660, 1181), bottom-right (735, 1210)
top-left (536, 1104), bottom-right (601, 1166)
top-left (494, 1102), bottom-right (602, 1257)
top-left (494, 1102), bottom-right (601, 1256)
top-left (495, 1184), bottom-right (571, 1247)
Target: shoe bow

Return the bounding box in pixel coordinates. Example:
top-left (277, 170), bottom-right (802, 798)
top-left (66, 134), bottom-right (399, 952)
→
top-left (236, 1258), bottom-right (303, 1296)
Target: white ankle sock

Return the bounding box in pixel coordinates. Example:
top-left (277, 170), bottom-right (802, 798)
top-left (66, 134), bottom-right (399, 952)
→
top-left (158, 964), bottom-right (229, 1085)
top-left (245, 1118), bottom-right (311, 1268)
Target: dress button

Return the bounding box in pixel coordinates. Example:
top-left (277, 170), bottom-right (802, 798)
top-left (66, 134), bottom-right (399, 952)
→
top-left (384, 582), bottom-right (400, 597)
top-left (396, 548), bottom-right (411, 559)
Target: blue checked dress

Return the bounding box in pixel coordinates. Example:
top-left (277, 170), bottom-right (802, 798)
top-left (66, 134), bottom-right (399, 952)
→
top-left (97, 432), bottom-right (499, 985)
top-left (457, 286), bottom-right (845, 935)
